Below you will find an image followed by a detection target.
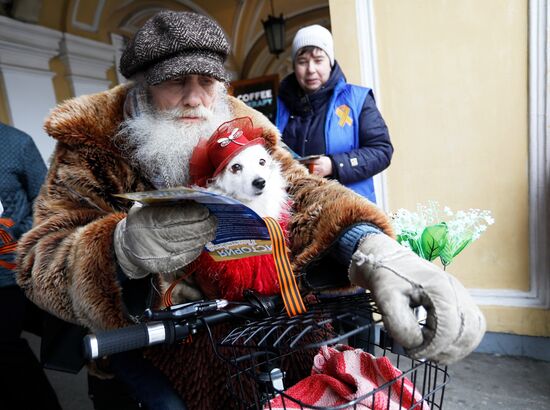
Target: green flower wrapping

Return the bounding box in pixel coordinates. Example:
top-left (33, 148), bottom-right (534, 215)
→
top-left (391, 201), bottom-right (494, 267)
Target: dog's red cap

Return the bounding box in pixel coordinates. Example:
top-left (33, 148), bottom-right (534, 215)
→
top-left (189, 117), bottom-right (265, 187)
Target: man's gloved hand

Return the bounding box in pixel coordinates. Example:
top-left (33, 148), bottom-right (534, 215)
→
top-left (349, 233), bottom-right (486, 364)
top-left (114, 202), bottom-right (217, 279)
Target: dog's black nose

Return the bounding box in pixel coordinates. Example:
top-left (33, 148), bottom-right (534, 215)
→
top-left (252, 178), bottom-right (266, 189)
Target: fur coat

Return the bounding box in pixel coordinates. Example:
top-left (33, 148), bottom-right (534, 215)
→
top-left (16, 84), bottom-right (393, 409)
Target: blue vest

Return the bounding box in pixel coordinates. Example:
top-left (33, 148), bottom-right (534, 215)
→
top-left (277, 80), bottom-right (376, 202)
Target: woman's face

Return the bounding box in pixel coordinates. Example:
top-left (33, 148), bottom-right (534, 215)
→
top-left (293, 48), bottom-right (332, 94)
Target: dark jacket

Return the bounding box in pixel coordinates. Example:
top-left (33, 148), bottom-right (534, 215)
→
top-left (278, 62), bottom-right (393, 185)
top-left (0, 123), bottom-right (46, 287)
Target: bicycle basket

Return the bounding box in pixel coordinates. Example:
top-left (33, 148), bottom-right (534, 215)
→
top-left (215, 293), bottom-right (449, 410)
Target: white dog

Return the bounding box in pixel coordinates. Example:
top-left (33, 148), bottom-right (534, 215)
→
top-left (161, 141), bottom-right (290, 305)
top-left (205, 143), bottom-right (288, 219)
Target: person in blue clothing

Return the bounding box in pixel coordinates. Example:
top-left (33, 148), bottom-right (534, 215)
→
top-left (0, 123), bottom-right (61, 409)
top-left (277, 24), bottom-right (393, 203)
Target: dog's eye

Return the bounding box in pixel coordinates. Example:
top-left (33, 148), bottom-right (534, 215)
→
top-left (259, 159), bottom-right (266, 166)
top-left (231, 164), bottom-right (242, 173)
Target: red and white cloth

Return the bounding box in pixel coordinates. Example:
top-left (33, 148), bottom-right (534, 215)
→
top-left (266, 345), bottom-right (430, 410)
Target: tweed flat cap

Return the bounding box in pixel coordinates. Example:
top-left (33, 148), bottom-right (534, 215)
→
top-left (120, 10), bottom-right (230, 84)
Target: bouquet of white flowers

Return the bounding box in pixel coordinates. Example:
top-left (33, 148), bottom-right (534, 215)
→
top-left (391, 201), bottom-right (494, 268)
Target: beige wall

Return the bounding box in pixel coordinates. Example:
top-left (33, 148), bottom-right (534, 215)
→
top-left (330, 0), bottom-right (550, 336)
top-left (0, 73), bottom-right (10, 124)
top-left (376, 0), bottom-right (529, 288)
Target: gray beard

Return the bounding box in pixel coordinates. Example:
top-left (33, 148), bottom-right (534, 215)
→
top-left (117, 88), bottom-right (232, 188)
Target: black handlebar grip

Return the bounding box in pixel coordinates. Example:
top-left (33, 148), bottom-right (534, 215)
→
top-left (82, 295), bottom-right (281, 361)
top-left (83, 321), bottom-right (169, 360)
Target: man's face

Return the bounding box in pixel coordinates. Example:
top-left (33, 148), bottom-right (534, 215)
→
top-left (149, 75), bottom-right (218, 122)
top-left (293, 48), bottom-right (332, 94)
top-left (118, 76), bottom-right (232, 188)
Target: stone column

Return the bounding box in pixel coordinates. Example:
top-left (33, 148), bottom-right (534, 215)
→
top-left (0, 15), bottom-right (62, 162)
top-left (59, 33), bottom-right (115, 96)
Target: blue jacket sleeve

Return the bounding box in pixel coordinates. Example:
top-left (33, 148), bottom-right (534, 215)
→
top-left (330, 223), bottom-right (381, 266)
top-left (329, 91), bottom-right (393, 184)
top-left (18, 137), bottom-right (47, 236)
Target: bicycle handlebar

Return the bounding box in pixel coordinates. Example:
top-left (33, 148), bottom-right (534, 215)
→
top-left (83, 293), bottom-right (281, 360)
top-left (83, 320), bottom-right (186, 360)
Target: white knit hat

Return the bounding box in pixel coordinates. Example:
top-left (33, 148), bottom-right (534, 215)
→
top-left (291, 24), bottom-right (334, 66)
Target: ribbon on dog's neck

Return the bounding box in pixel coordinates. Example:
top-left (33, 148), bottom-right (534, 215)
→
top-left (264, 216), bottom-right (306, 316)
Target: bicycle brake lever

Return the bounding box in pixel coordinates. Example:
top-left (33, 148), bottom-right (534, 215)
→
top-left (144, 299), bottom-right (228, 321)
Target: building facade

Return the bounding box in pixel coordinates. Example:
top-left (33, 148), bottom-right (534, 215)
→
top-left (0, 0), bottom-right (547, 358)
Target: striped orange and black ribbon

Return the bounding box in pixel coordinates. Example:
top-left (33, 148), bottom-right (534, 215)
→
top-left (263, 216), bottom-right (306, 317)
top-left (0, 218), bottom-right (17, 271)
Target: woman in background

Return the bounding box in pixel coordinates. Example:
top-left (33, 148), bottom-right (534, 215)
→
top-left (277, 25), bottom-right (393, 203)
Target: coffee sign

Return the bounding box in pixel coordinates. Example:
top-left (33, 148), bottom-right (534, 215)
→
top-left (230, 74), bottom-right (279, 123)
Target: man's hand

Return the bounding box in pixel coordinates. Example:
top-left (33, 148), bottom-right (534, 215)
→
top-left (349, 234), bottom-right (486, 364)
top-left (114, 202), bottom-right (217, 279)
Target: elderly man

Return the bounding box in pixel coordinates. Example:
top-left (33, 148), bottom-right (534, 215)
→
top-left (16, 10), bottom-right (485, 410)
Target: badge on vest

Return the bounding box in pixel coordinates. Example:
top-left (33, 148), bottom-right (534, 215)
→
top-left (335, 104), bottom-right (353, 127)
top-left (350, 158), bottom-right (358, 167)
